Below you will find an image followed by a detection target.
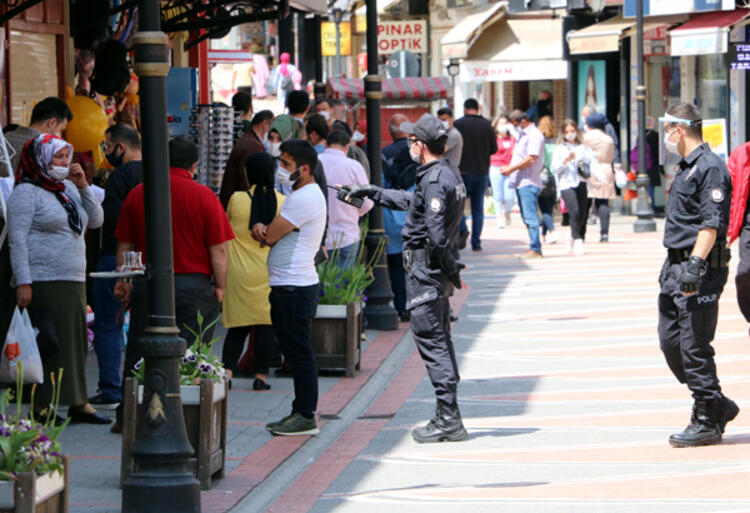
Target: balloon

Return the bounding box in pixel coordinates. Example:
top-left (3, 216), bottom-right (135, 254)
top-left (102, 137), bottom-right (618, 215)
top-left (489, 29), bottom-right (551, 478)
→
top-left (65, 96), bottom-right (108, 152)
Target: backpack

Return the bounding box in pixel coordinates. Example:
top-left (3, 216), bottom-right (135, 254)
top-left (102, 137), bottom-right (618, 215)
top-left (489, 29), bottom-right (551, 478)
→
top-left (281, 73), bottom-right (293, 93)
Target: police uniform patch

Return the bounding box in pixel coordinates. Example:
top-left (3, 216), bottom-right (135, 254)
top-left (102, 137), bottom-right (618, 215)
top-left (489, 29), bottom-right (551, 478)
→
top-left (430, 198), bottom-right (442, 212)
top-left (711, 188), bottom-right (724, 203)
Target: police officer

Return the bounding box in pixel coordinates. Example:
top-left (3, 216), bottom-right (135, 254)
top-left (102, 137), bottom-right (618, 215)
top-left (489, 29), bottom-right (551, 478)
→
top-left (340, 114), bottom-right (467, 443)
top-left (658, 103), bottom-right (738, 447)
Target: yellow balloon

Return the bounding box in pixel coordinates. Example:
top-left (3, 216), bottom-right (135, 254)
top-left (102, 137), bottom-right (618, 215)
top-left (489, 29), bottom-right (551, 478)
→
top-left (65, 96), bottom-right (108, 152)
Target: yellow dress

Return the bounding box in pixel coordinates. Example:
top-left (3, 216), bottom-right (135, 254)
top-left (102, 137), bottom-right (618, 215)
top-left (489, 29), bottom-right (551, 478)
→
top-left (222, 187), bottom-right (285, 327)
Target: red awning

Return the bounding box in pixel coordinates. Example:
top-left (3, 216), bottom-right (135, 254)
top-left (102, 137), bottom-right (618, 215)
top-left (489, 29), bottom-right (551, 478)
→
top-left (327, 77), bottom-right (452, 101)
top-left (671, 8), bottom-right (750, 32)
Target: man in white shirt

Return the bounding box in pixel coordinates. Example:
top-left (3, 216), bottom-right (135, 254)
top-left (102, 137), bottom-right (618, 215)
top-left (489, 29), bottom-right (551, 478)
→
top-left (317, 130), bottom-right (373, 269)
top-left (252, 139), bottom-right (327, 437)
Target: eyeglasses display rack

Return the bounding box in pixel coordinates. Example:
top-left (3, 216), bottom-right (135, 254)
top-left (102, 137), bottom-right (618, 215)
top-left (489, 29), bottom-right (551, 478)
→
top-left (188, 104), bottom-right (243, 194)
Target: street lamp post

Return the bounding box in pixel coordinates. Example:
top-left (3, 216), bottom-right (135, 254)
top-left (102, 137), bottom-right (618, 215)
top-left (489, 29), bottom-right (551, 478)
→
top-left (446, 59), bottom-right (459, 111)
top-left (333, 8), bottom-right (344, 78)
top-left (633, 0), bottom-right (656, 233)
top-left (363, 0), bottom-right (399, 331)
top-left (122, 1), bottom-right (200, 512)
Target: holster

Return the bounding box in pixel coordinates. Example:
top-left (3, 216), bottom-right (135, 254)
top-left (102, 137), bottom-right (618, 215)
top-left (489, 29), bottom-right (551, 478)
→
top-left (403, 248), bottom-right (429, 274)
top-left (667, 244), bottom-right (731, 268)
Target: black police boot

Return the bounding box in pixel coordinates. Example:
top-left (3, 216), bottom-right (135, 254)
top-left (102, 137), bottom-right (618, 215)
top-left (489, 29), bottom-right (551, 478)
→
top-left (412, 401), bottom-right (468, 443)
top-left (717, 395), bottom-right (739, 434)
top-left (668, 400), bottom-right (722, 448)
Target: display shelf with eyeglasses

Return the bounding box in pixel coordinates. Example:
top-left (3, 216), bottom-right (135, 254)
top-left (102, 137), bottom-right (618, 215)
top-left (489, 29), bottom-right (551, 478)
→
top-left (188, 104), bottom-right (244, 194)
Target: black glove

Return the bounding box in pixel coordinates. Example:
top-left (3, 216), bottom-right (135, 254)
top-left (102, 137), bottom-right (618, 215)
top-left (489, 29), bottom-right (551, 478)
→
top-left (340, 184), bottom-right (378, 199)
top-left (680, 256), bottom-right (704, 294)
top-left (449, 263), bottom-right (466, 289)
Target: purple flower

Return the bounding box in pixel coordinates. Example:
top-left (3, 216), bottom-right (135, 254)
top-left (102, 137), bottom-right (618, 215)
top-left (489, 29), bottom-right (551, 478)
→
top-left (363, 296), bottom-right (368, 303)
top-left (335, 283), bottom-right (342, 289)
top-left (343, 279), bottom-right (350, 285)
top-left (319, 289), bottom-right (325, 297)
top-left (134, 358), bottom-right (144, 370)
top-left (199, 361), bottom-right (213, 374)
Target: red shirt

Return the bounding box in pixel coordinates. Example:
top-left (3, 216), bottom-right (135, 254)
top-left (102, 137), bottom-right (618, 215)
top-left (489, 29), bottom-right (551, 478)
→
top-left (115, 167), bottom-right (235, 276)
top-left (490, 136), bottom-right (515, 168)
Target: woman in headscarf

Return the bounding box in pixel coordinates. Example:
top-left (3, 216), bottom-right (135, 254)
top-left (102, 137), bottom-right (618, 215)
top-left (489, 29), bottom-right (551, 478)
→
top-left (271, 52), bottom-right (296, 105)
top-left (222, 152), bottom-right (284, 391)
top-left (8, 134), bottom-right (107, 424)
top-left (583, 112), bottom-right (616, 242)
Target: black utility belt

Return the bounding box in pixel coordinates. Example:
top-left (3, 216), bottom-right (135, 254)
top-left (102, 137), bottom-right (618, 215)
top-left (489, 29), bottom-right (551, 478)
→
top-left (403, 247), bottom-right (429, 272)
top-left (667, 245), bottom-right (730, 268)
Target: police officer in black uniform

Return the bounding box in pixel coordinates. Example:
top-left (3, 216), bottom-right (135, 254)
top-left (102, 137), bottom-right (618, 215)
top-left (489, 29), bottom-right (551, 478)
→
top-left (658, 103), bottom-right (738, 447)
top-left (340, 114), bottom-right (468, 443)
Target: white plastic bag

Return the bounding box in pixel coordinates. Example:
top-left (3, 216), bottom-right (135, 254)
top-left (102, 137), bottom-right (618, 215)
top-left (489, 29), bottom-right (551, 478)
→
top-left (0, 307), bottom-right (44, 384)
top-left (614, 164), bottom-right (628, 189)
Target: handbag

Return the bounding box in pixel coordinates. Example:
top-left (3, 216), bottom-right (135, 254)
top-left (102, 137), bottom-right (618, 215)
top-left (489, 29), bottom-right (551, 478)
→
top-left (27, 307), bottom-right (59, 356)
top-left (540, 166), bottom-right (557, 198)
top-left (577, 159), bottom-right (591, 179)
top-left (0, 307), bottom-right (43, 384)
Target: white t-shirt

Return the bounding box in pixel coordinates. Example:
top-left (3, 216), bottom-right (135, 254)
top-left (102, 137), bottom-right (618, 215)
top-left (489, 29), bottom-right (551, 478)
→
top-left (268, 182), bottom-right (326, 287)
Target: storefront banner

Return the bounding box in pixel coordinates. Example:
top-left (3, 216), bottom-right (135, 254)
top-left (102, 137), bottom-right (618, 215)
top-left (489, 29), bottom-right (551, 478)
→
top-left (459, 60), bottom-right (567, 82)
top-left (671, 28), bottom-right (728, 56)
top-left (624, 0), bottom-right (733, 17)
top-left (378, 21), bottom-right (427, 54)
top-left (321, 22), bottom-right (352, 57)
top-left (703, 118), bottom-right (728, 161)
top-left (578, 60), bottom-right (607, 119)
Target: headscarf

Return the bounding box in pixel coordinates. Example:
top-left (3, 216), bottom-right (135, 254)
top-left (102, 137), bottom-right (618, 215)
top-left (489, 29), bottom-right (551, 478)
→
top-left (585, 112), bottom-right (607, 131)
top-left (279, 52), bottom-right (291, 77)
top-left (269, 115), bottom-right (297, 141)
top-left (16, 134), bottom-right (82, 235)
top-left (245, 152), bottom-right (278, 229)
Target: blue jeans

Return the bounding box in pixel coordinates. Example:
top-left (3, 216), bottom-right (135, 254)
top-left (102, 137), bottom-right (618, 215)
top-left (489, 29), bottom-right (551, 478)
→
top-left (335, 242), bottom-right (359, 271)
top-left (489, 166), bottom-right (514, 216)
top-left (460, 174), bottom-right (490, 249)
top-left (516, 185), bottom-right (542, 253)
top-left (93, 255), bottom-right (123, 401)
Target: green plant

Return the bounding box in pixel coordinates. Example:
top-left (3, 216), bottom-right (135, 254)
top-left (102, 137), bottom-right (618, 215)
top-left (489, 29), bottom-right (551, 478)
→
top-left (132, 311), bottom-right (227, 386)
top-left (0, 363), bottom-right (68, 480)
top-left (317, 234), bottom-right (385, 306)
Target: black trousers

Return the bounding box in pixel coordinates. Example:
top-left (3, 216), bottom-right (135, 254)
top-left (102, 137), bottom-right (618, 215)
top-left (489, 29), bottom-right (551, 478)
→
top-left (222, 325), bottom-right (280, 375)
top-left (387, 252), bottom-right (407, 316)
top-left (560, 182), bottom-right (588, 241)
top-left (735, 221), bottom-right (750, 322)
top-left (410, 295), bottom-right (460, 407)
top-left (269, 284), bottom-right (319, 419)
top-left (587, 198), bottom-right (610, 235)
top-left (658, 258), bottom-right (727, 401)
top-left (119, 274), bottom-right (220, 422)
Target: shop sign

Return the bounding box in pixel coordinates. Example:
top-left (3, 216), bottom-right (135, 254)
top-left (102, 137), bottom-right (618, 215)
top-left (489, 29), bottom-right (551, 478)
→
top-left (703, 119), bottom-right (728, 161)
top-left (729, 42), bottom-right (750, 70)
top-left (378, 20), bottom-right (427, 54)
top-left (355, 14), bottom-right (366, 33)
top-left (671, 29), bottom-right (727, 56)
top-left (624, 0), bottom-right (734, 17)
top-left (578, 60), bottom-right (607, 118)
top-left (459, 60), bottom-right (567, 82)
top-left (321, 22), bottom-right (352, 57)
top-left (644, 26), bottom-right (670, 56)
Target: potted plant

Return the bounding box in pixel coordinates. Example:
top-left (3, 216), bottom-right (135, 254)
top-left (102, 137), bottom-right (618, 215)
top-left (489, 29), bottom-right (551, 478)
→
top-left (120, 313), bottom-right (229, 490)
top-left (0, 366), bottom-right (70, 513)
top-left (313, 236), bottom-right (384, 377)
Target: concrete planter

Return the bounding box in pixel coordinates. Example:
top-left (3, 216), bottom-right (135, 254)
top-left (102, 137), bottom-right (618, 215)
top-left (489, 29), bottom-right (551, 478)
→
top-left (311, 302), bottom-right (363, 377)
top-left (0, 456), bottom-right (69, 513)
top-left (120, 378), bottom-right (228, 490)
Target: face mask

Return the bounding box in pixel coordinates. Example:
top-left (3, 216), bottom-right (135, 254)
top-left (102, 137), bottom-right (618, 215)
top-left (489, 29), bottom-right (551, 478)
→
top-left (352, 130), bottom-right (365, 143)
top-left (664, 129), bottom-right (680, 155)
top-left (496, 124), bottom-right (509, 135)
top-left (48, 165), bottom-right (69, 181)
top-left (319, 110), bottom-right (331, 121)
top-left (409, 143), bottom-right (422, 164)
top-left (269, 142), bottom-right (282, 158)
top-left (441, 120), bottom-right (450, 130)
top-left (565, 132), bottom-right (577, 142)
top-left (106, 147), bottom-right (123, 168)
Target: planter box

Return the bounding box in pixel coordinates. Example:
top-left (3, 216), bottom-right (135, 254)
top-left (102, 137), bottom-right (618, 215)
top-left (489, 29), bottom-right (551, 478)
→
top-left (0, 456), bottom-right (69, 513)
top-left (311, 302), bottom-right (362, 377)
top-left (120, 378), bottom-right (228, 490)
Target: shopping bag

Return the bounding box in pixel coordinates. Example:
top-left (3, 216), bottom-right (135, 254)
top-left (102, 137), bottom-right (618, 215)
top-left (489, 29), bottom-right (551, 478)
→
top-left (0, 307), bottom-right (44, 384)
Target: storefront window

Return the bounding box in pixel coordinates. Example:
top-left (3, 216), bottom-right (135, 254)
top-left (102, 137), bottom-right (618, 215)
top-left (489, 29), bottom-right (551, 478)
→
top-left (697, 54), bottom-right (727, 119)
top-left (647, 56), bottom-right (681, 118)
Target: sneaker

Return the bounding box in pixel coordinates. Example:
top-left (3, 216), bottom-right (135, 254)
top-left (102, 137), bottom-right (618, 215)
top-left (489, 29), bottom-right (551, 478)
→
top-left (519, 250), bottom-right (543, 260)
top-left (267, 412), bottom-right (320, 436)
top-left (265, 412), bottom-right (294, 432)
top-left (546, 231), bottom-right (558, 244)
top-left (458, 230), bottom-right (470, 250)
top-left (565, 237), bottom-right (573, 253)
top-left (600, 234), bottom-right (609, 243)
top-left (573, 239), bottom-right (585, 256)
top-left (89, 393), bottom-right (120, 410)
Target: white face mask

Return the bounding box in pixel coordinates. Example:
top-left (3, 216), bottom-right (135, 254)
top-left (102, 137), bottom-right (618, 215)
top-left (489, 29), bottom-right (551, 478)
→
top-left (440, 120), bottom-right (450, 130)
top-left (565, 132), bottom-right (577, 143)
top-left (48, 165), bottom-right (69, 181)
top-left (319, 110), bottom-right (331, 121)
top-left (496, 123), bottom-right (510, 135)
top-left (352, 130), bottom-right (365, 143)
top-left (275, 167), bottom-right (292, 188)
top-left (269, 142), bottom-right (282, 158)
top-left (409, 143), bottom-right (422, 164)
top-left (664, 129), bottom-right (680, 155)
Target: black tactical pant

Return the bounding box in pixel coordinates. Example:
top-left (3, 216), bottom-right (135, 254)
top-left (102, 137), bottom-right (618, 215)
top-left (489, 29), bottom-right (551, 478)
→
top-left (658, 258), bottom-right (728, 401)
top-left (405, 262), bottom-right (460, 407)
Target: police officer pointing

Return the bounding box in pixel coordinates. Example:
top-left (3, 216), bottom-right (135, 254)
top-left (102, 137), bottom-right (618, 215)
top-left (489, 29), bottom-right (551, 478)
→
top-left (340, 114), bottom-right (468, 443)
top-left (658, 103), bottom-right (738, 447)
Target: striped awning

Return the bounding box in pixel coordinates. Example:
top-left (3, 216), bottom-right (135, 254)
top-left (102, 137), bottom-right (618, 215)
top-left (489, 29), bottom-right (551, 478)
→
top-left (327, 77), bottom-right (452, 101)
